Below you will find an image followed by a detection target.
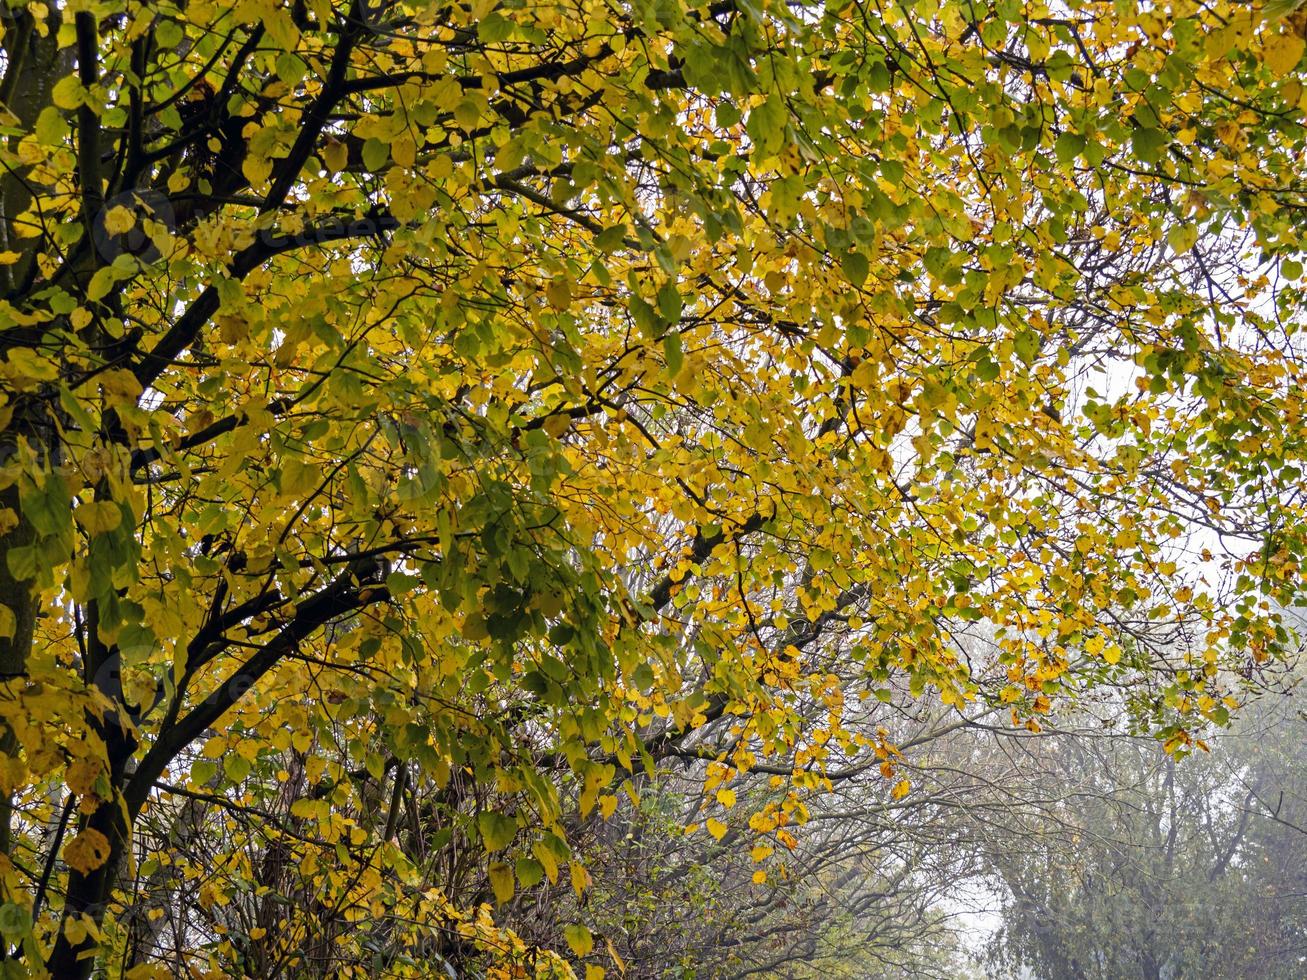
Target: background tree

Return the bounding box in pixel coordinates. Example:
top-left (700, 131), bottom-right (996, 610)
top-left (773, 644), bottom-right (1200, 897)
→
top-left (971, 675), bottom-right (1307, 980)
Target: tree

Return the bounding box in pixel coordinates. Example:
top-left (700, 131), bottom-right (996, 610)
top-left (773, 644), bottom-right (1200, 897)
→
top-left (508, 679), bottom-right (993, 979)
top-left (0, 0), bottom-right (1305, 975)
top-left (967, 681), bottom-right (1307, 980)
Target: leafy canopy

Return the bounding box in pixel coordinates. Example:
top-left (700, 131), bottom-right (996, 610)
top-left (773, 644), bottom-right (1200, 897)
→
top-left (0, 0), bottom-right (1305, 975)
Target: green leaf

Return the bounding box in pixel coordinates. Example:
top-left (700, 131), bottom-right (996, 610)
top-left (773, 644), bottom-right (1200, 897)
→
top-left (663, 332), bottom-right (684, 377)
top-left (223, 753), bottom-right (251, 783)
top-left (0, 904), bottom-right (32, 939)
top-left (190, 760), bottom-right (218, 786)
top-left (34, 107), bottom-right (69, 146)
top-left (1131, 127), bottom-right (1169, 164)
top-left (631, 662), bottom-right (655, 692)
top-left (58, 385), bottom-right (97, 433)
top-left (1053, 132), bottom-right (1084, 165)
top-left (657, 282), bottom-right (683, 322)
top-left (630, 295), bottom-right (660, 339)
top-left (841, 249), bottom-right (869, 286)
top-left (1014, 329), bottom-right (1040, 365)
top-left (596, 224), bottom-right (627, 252)
top-left (515, 857), bottom-right (544, 888)
top-left (362, 138), bottom-right (390, 172)
top-left (745, 95), bottom-right (787, 158)
top-left (477, 810), bottom-right (517, 852)
top-left (478, 12), bottom-right (515, 42)
top-left (275, 52), bottom-right (306, 85)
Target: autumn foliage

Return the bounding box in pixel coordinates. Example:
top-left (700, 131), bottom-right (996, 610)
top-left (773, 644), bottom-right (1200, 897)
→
top-left (0, 0), bottom-right (1305, 975)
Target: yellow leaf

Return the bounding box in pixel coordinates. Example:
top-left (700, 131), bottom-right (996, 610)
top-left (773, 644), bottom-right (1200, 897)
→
top-left (322, 138), bottom-right (348, 174)
top-left (64, 828), bottom-right (111, 874)
top-left (585, 967), bottom-right (606, 980)
top-left (74, 501), bottom-right (122, 535)
top-left (0, 756), bottom-right (27, 795)
top-left (605, 938), bottom-right (626, 975)
top-left (564, 923), bottom-right (593, 957)
top-left (533, 840), bottom-right (559, 884)
top-left (750, 843), bottom-right (772, 862)
top-left (891, 779), bottom-right (910, 800)
top-left (3, 348), bottom-right (59, 384)
top-left (569, 861), bottom-right (590, 898)
top-left (392, 134), bottom-right (417, 169)
top-left (751, 869), bottom-right (767, 884)
top-left (488, 861), bottom-right (514, 904)
top-left (102, 206), bottom-right (135, 236)
top-left (65, 756), bottom-right (103, 797)
top-left (454, 95), bottom-right (484, 129)
top-left (51, 75), bottom-right (85, 110)
top-left (86, 267), bottom-right (118, 303)
top-left (542, 413), bottom-right (571, 438)
top-left (547, 278), bottom-right (572, 309)
top-left (1265, 30), bottom-right (1306, 76)
top-left (715, 788), bottom-right (736, 808)
top-left (429, 153), bottom-right (454, 179)
top-left (243, 154), bottom-right (272, 186)
top-left (705, 818), bottom-right (728, 840)
top-left (1167, 223), bottom-right (1198, 254)
top-left (100, 369), bottom-right (144, 406)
